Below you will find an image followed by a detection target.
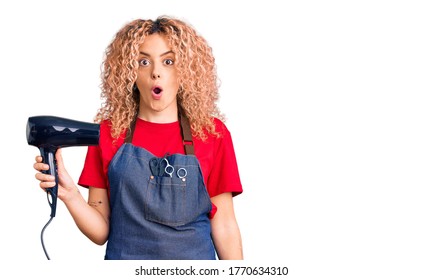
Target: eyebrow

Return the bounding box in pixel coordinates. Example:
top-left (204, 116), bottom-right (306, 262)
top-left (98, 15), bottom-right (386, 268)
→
top-left (139, 50), bottom-right (174, 57)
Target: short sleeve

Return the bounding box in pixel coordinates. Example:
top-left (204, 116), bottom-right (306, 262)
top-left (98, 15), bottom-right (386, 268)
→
top-left (78, 120), bottom-right (120, 189)
top-left (206, 120), bottom-right (243, 198)
top-left (78, 145), bottom-right (107, 189)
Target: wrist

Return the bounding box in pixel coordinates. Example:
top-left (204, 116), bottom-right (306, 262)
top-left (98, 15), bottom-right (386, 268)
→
top-left (61, 186), bottom-right (82, 205)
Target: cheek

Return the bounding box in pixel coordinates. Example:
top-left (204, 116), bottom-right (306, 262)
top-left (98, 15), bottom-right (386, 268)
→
top-left (135, 73), bottom-right (149, 89)
top-left (169, 71), bottom-right (179, 87)
top-left (136, 70), bottom-right (147, 82)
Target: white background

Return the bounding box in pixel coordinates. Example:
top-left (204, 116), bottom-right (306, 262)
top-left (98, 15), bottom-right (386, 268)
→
top-left (1, 0), bottom-right (422, 279)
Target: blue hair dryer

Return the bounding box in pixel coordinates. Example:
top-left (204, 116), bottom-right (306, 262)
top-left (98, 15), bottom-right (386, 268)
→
top-left (26, 116), bottom-right (100, 217)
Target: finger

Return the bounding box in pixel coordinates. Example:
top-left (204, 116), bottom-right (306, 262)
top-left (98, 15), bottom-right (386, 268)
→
top-left (33, 162), bottom-right (49, 171)
top-left (55, 148), bottom-right (64, 168)
top-left (35, 155), bottom-right (43, 163)
top-left (39, 181), bottom-right (56, 189)
top-left (55, 148), bottom-right (69, 177)
top-left (35, 172), bottom-right (56, 182)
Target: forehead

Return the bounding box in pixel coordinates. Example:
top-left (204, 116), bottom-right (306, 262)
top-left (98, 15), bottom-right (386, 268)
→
top-left (139, 33), bottom-right (173, 55)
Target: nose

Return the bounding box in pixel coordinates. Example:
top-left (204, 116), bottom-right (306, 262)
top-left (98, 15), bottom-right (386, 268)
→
top-left (151, 64), bottom-right (161, 79)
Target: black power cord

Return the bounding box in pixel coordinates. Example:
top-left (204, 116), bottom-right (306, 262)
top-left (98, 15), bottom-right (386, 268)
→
top-left (41, 192), bottom-right (54, 260)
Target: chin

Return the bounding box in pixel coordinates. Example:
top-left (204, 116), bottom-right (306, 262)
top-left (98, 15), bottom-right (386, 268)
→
top-left (150, 104), bottom-right (167, 113)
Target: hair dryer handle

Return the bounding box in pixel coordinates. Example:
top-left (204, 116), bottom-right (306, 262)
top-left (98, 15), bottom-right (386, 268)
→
top-left (39, 147), bottom-right (58, 217)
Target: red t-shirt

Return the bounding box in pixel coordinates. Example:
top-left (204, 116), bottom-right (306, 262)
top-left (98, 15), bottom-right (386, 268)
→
top-left (78, 117), bottom-right (242, 218)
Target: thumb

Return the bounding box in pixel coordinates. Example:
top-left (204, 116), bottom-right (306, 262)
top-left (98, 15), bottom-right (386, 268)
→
top-left (55, 148), bottom-right (69, 178)
top-left (55, 148), bottom-right (74, 189)
top-left (55, 148), bottom-right (65, 169)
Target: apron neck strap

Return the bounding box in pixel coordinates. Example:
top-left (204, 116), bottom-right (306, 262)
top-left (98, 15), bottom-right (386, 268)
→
top-left (124, 110), bottom-right (195, 155)
top-left (124, 117), bottom-right (137, 144)
top-left (179, 110), bottom-right (195, 155)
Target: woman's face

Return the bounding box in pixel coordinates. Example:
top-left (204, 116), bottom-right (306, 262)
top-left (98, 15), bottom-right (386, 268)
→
top-left (135, 33), bottom-right (179, 122)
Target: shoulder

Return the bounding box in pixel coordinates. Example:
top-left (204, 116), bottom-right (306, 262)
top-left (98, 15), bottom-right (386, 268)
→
top-left (98, 119), bottom-right (125, 147)
top-left (194, 117), bottom-right (232, 147)
top-left (211, 117), bottom-right (230, 138)
top-left (212, 117), bottom-right (226, 131)
top-left (98, 120), bottom-right (112, 142)
top-left (99, 119), bottom-right (112, 132)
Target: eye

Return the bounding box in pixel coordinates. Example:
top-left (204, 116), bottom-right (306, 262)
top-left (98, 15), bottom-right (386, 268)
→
top-left (139, 59), bottom-right (150, 67)
top-left (164, 59), bottom-right (174, 66)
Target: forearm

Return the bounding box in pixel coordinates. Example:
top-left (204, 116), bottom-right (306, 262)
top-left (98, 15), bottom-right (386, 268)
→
top-left (63, 190), bottom-right (109, 245)
top-left (212, 223), bottom-right (243, 259)
top-left (210, 192), bottom-right (243, 260)
top-left (212, 220), bottom-right (243, 260)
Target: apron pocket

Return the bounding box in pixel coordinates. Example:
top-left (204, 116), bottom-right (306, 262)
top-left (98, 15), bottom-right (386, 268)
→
top-left (145, 177), bottom-right (192, 227)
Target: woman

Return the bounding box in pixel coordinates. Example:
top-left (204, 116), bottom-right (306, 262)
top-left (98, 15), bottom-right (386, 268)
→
top-left (34, 16), bottom-right (243, 260)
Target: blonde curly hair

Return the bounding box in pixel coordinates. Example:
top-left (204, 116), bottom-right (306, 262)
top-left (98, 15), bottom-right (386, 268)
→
top-left (95, 16), bottom-right (224, 140)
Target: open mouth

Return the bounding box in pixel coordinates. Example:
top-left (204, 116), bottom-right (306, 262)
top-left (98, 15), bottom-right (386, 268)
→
top-left (152, 86), bottom-right (162, 95)
top-left (151, 86), bottom-right (163, 100)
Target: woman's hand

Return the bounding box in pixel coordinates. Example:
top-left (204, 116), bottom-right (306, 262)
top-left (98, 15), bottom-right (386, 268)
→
top-left (33, 148), bottom-right (79, 203)
top-left (34, 148), bottom-right (109, 244)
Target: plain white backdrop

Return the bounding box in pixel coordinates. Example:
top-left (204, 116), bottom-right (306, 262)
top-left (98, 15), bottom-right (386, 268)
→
top-left (1, 0), bottom-right (422, 279)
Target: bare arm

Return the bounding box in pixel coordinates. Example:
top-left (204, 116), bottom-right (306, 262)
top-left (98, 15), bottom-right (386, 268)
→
top-left (63, 186), bottom-right (110, 245)
top-left (34, 149), bottom-right (110, 245)
top-left (210, 192), bottom-right (243, 260)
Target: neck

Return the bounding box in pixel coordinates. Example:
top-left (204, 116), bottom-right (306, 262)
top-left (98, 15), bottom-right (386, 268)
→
top-left (138, 107), bottom-right (178, 123)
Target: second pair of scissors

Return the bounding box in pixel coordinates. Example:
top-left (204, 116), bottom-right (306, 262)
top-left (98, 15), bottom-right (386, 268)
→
top-left (164, 160), bottom-right (188, 179)
top-left (149, 157), bottom-right (173, 177)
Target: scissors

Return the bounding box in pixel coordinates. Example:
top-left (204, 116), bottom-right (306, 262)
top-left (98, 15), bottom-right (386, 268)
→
top-left (176, 168), bottom-right (187, 179)
top-left (149, 157), bottom-right (174, 177)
